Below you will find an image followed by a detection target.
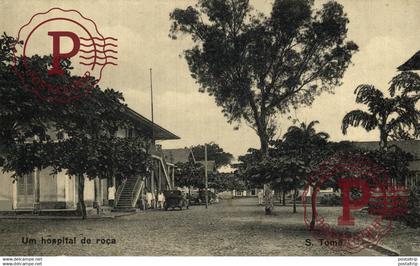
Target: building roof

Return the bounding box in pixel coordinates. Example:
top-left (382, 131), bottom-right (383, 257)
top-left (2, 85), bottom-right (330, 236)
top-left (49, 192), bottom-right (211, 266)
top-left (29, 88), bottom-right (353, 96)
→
top-left (124, 106), bottom-right (179, 140)
top-left (398, 51), bottom-right (420, 71)
top-left (351, 140), bottom-right (420, 172)
top-left (351, 140), bottom-right (420, 159)
top-left (162, 148), bottom-right (195, 164)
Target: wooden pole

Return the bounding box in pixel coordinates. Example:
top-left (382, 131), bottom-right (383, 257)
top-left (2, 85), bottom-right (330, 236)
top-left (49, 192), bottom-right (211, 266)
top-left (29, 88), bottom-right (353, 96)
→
top-left (34, 168), bottom-right (40, 213)
top-left (150, 68), bottom-right (155, 145)
top-left (205, 144), bottom-right (208, 209)
top-left (158, 162), bottom-right (161, 193)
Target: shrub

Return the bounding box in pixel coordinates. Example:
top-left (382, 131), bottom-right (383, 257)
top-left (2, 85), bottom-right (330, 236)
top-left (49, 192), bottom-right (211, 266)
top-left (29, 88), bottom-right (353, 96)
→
top-left (320, 194), bottom-right (341, 206)
top-left (403, 187), bottom-right (420, 228)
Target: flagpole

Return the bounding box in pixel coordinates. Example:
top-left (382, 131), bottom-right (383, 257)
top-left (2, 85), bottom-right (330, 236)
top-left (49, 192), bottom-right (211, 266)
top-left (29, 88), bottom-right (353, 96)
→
top-left (205, 144), bottom-right (208, 209)
top-left (150, 68), bottom-right (155, 145)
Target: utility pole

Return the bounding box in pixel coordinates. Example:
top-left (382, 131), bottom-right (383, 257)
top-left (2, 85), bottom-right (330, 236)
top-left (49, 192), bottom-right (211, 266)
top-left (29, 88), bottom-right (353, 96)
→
top-left (205, 144), bottom-right (208, 209)
top-left (150, 68), bottom-right (155, 208)
top-left (149, 68), bottom-right (155, 145)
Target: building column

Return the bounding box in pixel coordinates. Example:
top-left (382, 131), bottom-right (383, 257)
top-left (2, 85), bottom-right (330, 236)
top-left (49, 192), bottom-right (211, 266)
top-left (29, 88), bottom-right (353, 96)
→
top-left (33, 168), bottom-right (41, 212)
top-left (93, 178), bottom-right (100, 212)
top-left (171, 166), bottom-right (175, 189)
top-left (151, 163), bottom-right (155, 209)
top-left (158, 161), bottom-right (162, 192)
top-left (151, 165), bottom-right (155, 194)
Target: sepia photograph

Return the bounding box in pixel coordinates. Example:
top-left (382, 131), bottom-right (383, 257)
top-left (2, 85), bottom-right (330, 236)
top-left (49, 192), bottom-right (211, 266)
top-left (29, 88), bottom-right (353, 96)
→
top-left (0, 0), bottom-right (419, 264)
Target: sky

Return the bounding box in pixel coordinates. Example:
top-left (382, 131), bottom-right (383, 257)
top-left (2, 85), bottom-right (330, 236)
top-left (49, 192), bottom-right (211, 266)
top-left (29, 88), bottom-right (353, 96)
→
top-left (1, 0), bottom-right (419, 160)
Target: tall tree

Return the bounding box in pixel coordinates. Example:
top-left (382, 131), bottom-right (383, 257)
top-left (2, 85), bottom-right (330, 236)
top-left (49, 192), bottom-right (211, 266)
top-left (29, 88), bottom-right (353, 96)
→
top-left (342, 72), bottom-right (420, 150)
top-left (170, 0), bottom-right (358, 155)
top-left (191, 142), bottom-right (233, 169)
top-left (175, 161), bottom-right (205, 192)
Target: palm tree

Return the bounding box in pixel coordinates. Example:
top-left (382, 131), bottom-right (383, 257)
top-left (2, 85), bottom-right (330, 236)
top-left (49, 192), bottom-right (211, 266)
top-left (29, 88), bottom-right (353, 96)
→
top-left (283, 120), bottom-right (330, 148)
top-left (342, 72), bottom-right (420, 150)
top-left (281, 121), bottom-right (330, 214)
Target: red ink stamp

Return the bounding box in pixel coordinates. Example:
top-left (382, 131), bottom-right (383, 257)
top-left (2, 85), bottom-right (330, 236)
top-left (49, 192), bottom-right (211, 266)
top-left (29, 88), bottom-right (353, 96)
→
top-left (13, 7), bottom-right (118, 103)
top-left (302, 153), bottom-right (409, 253)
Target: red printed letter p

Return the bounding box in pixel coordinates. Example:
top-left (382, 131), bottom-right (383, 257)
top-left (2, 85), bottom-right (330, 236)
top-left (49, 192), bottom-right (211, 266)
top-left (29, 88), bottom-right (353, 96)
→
top-left (48, 31), bottom-right (80, 75)
top-left (338, 178), bottom-right (371, 226)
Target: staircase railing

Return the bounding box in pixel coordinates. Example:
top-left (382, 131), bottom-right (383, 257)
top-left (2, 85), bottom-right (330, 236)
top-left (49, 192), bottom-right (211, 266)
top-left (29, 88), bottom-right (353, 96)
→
top-left (130, 178), bottom-right (144, 208)
top-left (158, 152), bottom-right (173, 190)
top-left (114, 179), bottom-right (127, 207)
top-left (151, 154), bottom-right (173, 190)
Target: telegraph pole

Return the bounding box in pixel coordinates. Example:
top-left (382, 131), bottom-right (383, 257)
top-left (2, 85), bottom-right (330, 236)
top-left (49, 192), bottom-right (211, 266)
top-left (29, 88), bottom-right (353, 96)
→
top-left (149, 68), bottom-right (155, 145)
top-left (205, 144), bottom-right (208, 209)
top-left (150, 68), bottom-right (156, 207)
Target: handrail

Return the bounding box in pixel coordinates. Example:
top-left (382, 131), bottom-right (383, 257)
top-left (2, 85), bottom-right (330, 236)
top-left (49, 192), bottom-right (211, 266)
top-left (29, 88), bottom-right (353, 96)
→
top-left (114, 179), bottom-right (126, 207)
top-left (131, 178), bottom-right (144, 208)
top-left (130, 177), bottom-right (140, 203)
top-left (158, 152), bottom-right (173, 190)
top-left (151, 154), bottom-right (173, 190)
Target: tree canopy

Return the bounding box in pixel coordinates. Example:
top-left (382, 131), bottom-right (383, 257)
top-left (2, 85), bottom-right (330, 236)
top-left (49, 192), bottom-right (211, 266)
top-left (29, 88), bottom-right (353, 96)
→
top-left (191, 142), bottom-right (233, 169)
top-left (170, 0), bottom-right (358, 153)
top-left (342, 72), bottom-right (420, 149)
top-left (0, 33), bottom-right (152, 218)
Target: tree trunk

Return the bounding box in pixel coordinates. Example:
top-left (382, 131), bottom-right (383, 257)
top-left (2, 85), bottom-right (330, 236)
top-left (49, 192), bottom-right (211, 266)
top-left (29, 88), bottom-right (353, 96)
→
top-left (264, 183), bottom-right (274, 215)
top-left (282, 190), bottom-right (286, 206)
top-left (310, 186), bottom-right (317, 230)
top-left (379, 125), bottom-right (388, 151)
top-left (258, 133), bottom-right (275, 215)
top-left (278, 190), bottom-right (282, 205)
top-left (77, 174), bottom-right (87, 219)
top-left (293, 189), bottom-right (297, 213)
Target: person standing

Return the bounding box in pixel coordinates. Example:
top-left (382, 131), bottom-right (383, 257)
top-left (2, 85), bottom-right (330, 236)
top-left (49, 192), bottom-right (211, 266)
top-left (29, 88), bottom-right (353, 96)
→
top-left (140, 193), bottom-right (147, 210)
top-left (146, 192), bottom-right (153, 209)
top-left (157, 192), bottom-right (165, 209)
top-left (257, 189), bottom-right (264, 205)
top-left (108, 185), bottom-right (116, 207)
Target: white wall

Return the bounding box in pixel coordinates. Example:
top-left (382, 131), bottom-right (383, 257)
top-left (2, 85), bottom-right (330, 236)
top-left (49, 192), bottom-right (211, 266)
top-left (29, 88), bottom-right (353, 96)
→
top-left (0, 169), bottom-right (14, 211)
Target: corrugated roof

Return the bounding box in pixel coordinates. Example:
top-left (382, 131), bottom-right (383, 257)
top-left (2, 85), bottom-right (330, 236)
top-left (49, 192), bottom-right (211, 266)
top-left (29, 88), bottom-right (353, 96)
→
top-left (162, 148), bottom-right (195, 164)
top-left (351, 140), bottom-right (420, 159)
top-left (352, 140), bottom-right (420, 172)
top-left (124, 106), bottom-right (179, 140)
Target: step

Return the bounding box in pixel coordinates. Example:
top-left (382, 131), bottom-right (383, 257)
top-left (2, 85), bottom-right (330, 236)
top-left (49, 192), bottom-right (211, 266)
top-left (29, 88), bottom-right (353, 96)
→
top-left (112, 208), bottom-right (137, 212)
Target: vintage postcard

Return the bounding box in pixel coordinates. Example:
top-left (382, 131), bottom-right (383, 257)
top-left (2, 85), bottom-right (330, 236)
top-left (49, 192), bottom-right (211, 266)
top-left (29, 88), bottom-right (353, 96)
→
top-left (0, 0), bottom-right (419, 264)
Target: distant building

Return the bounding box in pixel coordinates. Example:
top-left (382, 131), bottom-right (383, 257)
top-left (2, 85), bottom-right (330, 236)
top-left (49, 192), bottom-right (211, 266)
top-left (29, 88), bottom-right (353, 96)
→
top-left (197, 160), bottom-right (216, 174)
top-left (163, 148), bottom-right (196, 164)
top-left (351, 140), bottom-right (420, 188)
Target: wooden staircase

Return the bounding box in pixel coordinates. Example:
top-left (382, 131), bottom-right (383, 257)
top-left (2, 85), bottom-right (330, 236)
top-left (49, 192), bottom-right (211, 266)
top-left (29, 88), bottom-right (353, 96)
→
top-left (152, 152), bottom-right (174, 191)
top-left (113, 176), bottom-right (144, 212)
